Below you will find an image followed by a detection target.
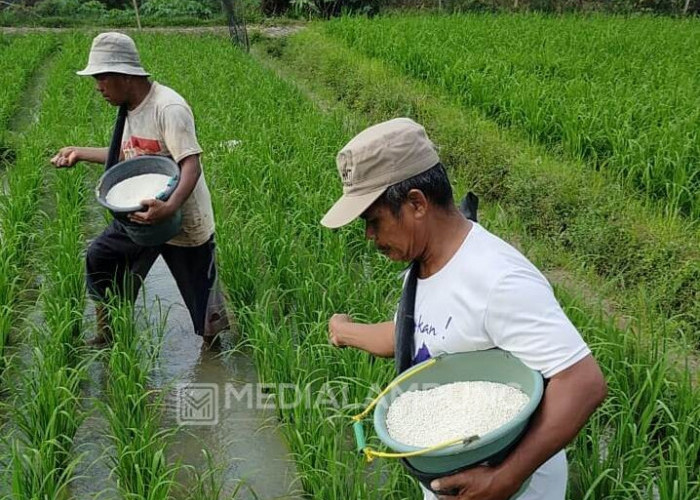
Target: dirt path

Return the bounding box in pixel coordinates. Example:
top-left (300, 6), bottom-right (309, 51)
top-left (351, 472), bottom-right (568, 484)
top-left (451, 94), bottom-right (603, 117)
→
top-left (1, 25), bottom-right (304, 37)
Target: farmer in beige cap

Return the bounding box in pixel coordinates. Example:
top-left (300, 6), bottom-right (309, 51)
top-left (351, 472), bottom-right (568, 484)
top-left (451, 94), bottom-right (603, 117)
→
top-left (51, 32), bottom-right (228, 347)
top-left (324, 118), bottom-right (606, 500)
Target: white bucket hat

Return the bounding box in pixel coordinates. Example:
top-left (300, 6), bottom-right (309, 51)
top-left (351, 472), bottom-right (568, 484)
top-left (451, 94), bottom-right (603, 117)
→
top-left (77, 32), bottom-right (150, 77)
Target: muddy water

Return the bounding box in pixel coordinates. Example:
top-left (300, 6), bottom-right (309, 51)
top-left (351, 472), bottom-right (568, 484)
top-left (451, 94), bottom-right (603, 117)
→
top-left (71, 256), bottom-right (303, 499)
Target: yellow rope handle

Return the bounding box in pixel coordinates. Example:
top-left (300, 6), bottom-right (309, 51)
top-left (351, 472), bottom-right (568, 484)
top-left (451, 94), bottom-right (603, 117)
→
top-left (351, 356), bottom-right (439, 423)
top-left (361, 435), bottom-right (479, 463)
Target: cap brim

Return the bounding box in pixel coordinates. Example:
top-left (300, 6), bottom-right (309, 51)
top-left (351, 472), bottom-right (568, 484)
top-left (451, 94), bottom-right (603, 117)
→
top-left (321, 188), bottom-right (386, 229)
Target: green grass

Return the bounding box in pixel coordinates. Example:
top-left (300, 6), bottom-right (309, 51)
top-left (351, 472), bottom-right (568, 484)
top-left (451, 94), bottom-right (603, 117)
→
top-left (4, 33), bottom-right (97, 497)
top-left (0, 34), bottom-right (58, 144)
top-left (99, 298), bottom-right (179, 500)
top-left (0, 34), bottom-right (60, 375)
top-left (0, 28), bottom-right (697, 499)
top-left (324, 13), bottom-right (700, 218)
top-left (128, 32), bottom-right (698, 498)
top-left (259, 27), bottom-right (699, 346)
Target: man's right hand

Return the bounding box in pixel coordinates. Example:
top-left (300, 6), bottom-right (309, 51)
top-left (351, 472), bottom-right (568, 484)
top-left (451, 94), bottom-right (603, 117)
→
top-left (328, 313), bottom-right (352, 347)
top-left (51, 147), bottom-right (81, 168)
top-left (327, 317), bottom-right (395, 357)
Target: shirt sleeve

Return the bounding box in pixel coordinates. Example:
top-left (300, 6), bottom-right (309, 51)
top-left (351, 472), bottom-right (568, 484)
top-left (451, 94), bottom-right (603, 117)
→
top-left (159, 103), bottom-right (203, 163)
top-left (484, 267), bottom-right (590, 379)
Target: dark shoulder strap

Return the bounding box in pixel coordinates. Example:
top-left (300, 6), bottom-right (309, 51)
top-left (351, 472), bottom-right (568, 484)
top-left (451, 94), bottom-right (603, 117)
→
top-left (105, 104), bottom-right (128, 171)
top-left (395, 261), bottom-right (418, 374)
top-left (460, 191), bottom-right (479, 223)
top-left (394, 192), bottom-right (479, 374)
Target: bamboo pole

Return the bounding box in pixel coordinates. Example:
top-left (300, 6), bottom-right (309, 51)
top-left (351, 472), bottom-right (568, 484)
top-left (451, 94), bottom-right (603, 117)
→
top-left (132, 0), bottom-right (142, 30)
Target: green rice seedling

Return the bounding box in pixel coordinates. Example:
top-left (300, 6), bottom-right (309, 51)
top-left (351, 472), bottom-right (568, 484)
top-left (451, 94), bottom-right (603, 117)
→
top-left (263, 27), bottom-right (700, 345)
top-left (0, 34), bottom-right (57, 142)
top-left (563, 297), bottom-right (700, 499)
top-left (0, 143), bottom-right (51, 372)
top-left (135, 33), bottom-right (698, 498)
top-left (6, 332), bottom-right (94, 499)
top-left (2, 31), bottom-right (105, 498)
top-left (180, 449), bottom-right (252, 500)
top-left (0, 34), bottom-right (89, 375)
top-left (99, 297), bottom-right (179, 500)
top-left (323, 14), bottom-right (700, 219)
top-left (3, 30), bottom-right (694, 499)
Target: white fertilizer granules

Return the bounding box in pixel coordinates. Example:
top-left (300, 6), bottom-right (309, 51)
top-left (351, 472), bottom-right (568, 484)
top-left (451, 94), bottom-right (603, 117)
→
top-left (386, 381), bottom-right (529, 448)
top-left (106, 174), bottom-right (172, 209)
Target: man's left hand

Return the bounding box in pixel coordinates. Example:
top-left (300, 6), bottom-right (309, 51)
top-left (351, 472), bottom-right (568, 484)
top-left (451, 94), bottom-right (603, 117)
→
top-left (128, 199), bottom-right (175, 225)
top-left (431, 465), bottom-right (521, 500)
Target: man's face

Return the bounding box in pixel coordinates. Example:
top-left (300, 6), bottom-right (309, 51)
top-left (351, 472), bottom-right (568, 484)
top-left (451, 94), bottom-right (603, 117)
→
top-left (360, 201), bottom-right (419, 262)
top-left (93, 73), bottom-right (129, 106)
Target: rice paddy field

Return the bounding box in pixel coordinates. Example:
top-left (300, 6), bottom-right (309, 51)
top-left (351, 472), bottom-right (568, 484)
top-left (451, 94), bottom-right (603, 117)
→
top-left (0, 12), bottom-right (698, 500)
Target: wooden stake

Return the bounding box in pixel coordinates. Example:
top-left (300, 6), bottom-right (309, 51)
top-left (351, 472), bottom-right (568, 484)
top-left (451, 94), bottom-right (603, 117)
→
top-left (132, 0), bottom-right (142, 30)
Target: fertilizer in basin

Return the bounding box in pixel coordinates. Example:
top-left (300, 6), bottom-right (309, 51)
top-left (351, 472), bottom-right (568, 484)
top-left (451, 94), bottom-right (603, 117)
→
top-left (386, 381), bottom-right (529, 448)
top-left (106, 173), bottom-right (172, 209)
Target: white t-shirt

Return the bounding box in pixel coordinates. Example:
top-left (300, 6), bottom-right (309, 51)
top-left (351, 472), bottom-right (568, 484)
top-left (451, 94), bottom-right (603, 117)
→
top-left (122, 81), bottom-right (215, 247)
top-left (408, 222), bottom-right (590, 500)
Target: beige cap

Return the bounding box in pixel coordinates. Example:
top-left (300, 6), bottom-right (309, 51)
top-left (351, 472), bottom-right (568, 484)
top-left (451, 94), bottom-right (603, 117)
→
top-left (321, 117), bottom-right (440, 228)
top-left (77, 32), bottom-right (150, 77)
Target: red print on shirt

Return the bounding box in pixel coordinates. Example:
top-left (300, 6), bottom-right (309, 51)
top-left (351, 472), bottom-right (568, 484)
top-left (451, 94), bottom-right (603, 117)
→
top-left (122, 136), bottom-right (163, 158)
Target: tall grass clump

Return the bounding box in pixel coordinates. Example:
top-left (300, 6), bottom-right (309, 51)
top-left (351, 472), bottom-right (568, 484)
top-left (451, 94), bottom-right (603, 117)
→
top-left (133, 33), bottom-right (697, 498)
top-left (324, 14), bottom-right (700, 218)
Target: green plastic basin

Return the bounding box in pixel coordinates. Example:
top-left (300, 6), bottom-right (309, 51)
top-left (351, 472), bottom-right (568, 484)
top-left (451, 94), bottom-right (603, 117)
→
top-left (373, 349), bottom-right (543, 477)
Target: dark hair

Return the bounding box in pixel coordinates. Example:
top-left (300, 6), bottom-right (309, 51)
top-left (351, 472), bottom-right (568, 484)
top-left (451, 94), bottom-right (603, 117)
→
top-left (375, 163), bottom-right (453, 217)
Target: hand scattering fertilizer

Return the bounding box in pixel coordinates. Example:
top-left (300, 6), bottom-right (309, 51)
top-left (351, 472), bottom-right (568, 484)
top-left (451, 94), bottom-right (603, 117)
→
top-left (96, 155), bottom-right (181, 246)
top-left (351, 349), bottom-right (544, 498)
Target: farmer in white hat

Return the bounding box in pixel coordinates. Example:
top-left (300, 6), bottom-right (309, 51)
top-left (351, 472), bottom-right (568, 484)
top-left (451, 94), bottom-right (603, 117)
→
top-left (324, 118), bottom-right (607, 500)
top-left (51, 32), bottom-right (228, 347)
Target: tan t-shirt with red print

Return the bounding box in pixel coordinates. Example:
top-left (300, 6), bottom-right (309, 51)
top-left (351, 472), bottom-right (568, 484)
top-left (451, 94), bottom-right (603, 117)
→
top-left (122, 81), bottom-right (215, 247)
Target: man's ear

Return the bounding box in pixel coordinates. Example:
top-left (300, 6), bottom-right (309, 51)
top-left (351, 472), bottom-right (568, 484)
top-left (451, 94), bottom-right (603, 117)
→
top-left (406, 189), bottom-right (428, 219)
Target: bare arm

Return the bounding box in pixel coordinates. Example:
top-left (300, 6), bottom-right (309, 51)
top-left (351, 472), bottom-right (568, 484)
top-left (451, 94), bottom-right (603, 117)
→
top-left (165, 153), bottom-right (201, 210)
top-left (496, 355), bottom-right (607, 486)
top-left (51, 146), bottom-right (112, 167)
top-left (432, 355), bottom-right (607, 499)
top-left (328, 314), bottom-right (395, 357)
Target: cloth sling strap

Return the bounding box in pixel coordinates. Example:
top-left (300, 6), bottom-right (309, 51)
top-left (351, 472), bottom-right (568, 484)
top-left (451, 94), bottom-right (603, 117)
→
top-left (394, 192), bottom-right (479, 374)
top-left (105, 104), bottom-right (128, 171)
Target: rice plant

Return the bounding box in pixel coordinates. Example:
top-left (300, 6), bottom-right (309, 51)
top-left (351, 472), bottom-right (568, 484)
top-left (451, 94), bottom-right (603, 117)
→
top-left (1, 29), bottom-right (696, 499)
top-left (5, 32), bottom-right (105, 497)
top-left (263, 28), bottom-right (699, 345)
top-left (132, 33), bottom-right (697, 498)
top-left (324, 14), bottom-right (700, 218)
top-left (0, 34), bottom-right (57, 142)
top-left (99, 297), bottom-right (179, 500)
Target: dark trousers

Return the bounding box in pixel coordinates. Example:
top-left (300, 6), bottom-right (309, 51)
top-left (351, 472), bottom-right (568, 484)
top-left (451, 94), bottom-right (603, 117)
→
top-left (86, 220), bottom-right (226, 336)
